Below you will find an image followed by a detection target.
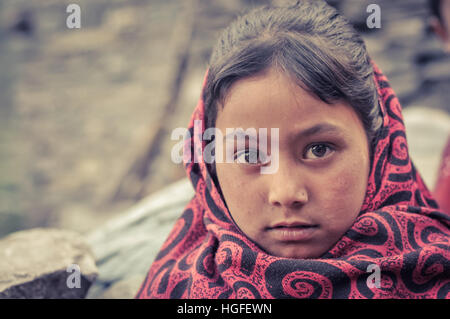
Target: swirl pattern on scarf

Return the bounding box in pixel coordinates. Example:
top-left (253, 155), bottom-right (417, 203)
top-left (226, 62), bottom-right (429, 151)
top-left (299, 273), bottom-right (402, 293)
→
top-left (136, 63), bottom-right (450, 299)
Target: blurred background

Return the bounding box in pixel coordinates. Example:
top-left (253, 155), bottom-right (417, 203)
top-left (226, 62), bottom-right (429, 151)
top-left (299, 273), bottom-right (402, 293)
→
top-left (0, 0), bottom-right (449, 238)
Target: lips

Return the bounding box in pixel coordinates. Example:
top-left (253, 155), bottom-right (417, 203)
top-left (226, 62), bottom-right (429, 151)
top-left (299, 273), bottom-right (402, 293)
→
top-left (270, 221), bottom-right (316, 229)
top-left (267, 221), bottom-right (318, 241)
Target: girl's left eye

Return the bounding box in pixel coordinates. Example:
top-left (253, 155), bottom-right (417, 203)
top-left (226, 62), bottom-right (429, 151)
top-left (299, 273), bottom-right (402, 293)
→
top-left (304, 143), bottom-right (334, 160)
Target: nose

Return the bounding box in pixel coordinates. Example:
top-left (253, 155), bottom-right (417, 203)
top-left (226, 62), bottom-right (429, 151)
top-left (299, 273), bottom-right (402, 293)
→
top-left (267, 162), bottom-right (309, 209)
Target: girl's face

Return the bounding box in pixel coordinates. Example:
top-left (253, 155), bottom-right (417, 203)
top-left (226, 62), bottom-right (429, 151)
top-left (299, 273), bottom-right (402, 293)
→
top-left (215, 68), bottom-right (370, 259)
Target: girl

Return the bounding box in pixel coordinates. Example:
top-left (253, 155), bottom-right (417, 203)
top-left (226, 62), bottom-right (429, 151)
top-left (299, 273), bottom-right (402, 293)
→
top-left (137, 0), bottom-right (450, 298)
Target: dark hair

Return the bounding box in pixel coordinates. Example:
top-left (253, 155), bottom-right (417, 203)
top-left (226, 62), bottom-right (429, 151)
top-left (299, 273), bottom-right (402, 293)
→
top-left (203, 0), bottom-right (382, 178)
top-left (429, 0), bottom-right (442, 21)
top-left (204, 1), bottom-right (382, 145)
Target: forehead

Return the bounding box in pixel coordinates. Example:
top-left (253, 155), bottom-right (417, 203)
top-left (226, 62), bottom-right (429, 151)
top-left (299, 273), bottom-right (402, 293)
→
top-left (215, 68), bottom-right (363, 138)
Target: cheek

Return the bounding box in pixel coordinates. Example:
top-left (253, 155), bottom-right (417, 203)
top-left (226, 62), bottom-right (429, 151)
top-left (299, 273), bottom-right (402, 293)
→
top-left (215, 165), bottom-right (266, 240)
top-left (216, 164), bottom-right (246, 193)
top-left (215, 164), bottom-right (259, 217)
top-left (313, 156), bottom-right (369, 221)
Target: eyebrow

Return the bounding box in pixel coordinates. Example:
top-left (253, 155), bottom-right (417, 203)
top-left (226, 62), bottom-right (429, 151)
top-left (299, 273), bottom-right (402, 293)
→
top-left (221, 123), bottom-right (343, 143)
top-left (297, 123), bottom-right (343, 137)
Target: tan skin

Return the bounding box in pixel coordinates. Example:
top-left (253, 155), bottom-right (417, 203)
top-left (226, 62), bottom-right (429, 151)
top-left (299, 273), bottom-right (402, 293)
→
top-left (215, 68), bottom-right (370, 259)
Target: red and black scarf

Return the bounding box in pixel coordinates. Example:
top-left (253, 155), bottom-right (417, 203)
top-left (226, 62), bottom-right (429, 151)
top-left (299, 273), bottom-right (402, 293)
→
top-left (136, 63), bottom-right (450, 299)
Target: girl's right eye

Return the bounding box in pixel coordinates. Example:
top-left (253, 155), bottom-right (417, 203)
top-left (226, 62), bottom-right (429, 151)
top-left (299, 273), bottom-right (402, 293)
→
top-left (234, 149), bottom-right (264, 165)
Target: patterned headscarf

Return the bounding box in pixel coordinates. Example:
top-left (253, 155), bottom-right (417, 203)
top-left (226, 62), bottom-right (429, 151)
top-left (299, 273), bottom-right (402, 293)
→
top-left (136, 63), bottom-right (450, 299)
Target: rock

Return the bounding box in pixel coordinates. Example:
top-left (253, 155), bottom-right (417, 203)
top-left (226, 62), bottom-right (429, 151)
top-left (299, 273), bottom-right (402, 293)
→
top-left (86, 178), bottom-right (193, 298)
top-left (0, 228), bottom-right (98, 298)
top-left (403, 106), bottom-right (450, 189)
top-left (97, 275), bottom-right (146, 299)
top-left (421, 58), bottom-right (450, 83)
top-left (386, 67), bottom-right (422, 104)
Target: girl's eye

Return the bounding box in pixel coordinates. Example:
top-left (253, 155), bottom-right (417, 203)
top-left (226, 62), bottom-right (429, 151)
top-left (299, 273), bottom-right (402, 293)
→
top-left (304, 143), bottom-right (334, 160)
top-left (234, 149), bottom-right (266, 165)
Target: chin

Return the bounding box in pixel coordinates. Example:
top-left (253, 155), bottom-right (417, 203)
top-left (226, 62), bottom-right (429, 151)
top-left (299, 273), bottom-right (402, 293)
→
top-left (275, 247), bottom-right (322, 260)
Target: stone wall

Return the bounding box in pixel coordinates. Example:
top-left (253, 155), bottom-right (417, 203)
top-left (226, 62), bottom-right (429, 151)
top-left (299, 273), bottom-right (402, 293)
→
top-left (0, 228), bottom-right (97, 298)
